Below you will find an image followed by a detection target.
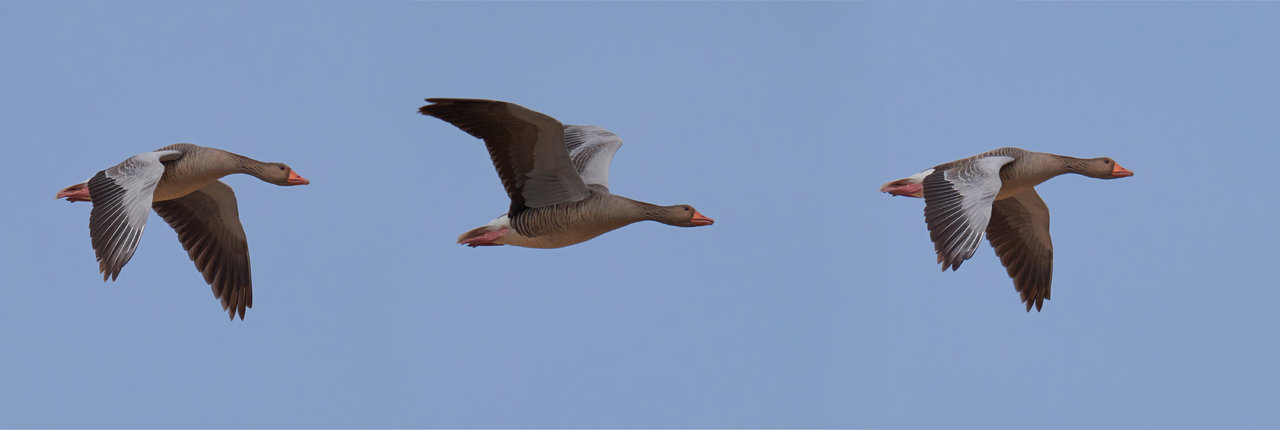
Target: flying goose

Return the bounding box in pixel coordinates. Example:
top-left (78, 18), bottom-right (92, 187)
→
top-left (419, 98), bottom-right (714, 249)
top-left (56, 143), bottom-right (309, 319)
top-left (880, 147), bottom-right (1133, 311)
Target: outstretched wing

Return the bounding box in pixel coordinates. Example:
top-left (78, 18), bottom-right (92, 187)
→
top-left (152, 181), bottom-right (253, 320)
top-left (922, 155), bottom-right (1014, 271)
top-left (419, 98), bottom-right (590, 215)
top-left (986, 188), bottom-right (1054, 312)
top-left (87, 149), bottom-right (183, 281)
top-left (564, 125), bottom-right (623, 191)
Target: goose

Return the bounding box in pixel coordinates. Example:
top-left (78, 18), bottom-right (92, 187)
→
top-left (880, 147), bottom-right (1133, 311)
top-left (418, 98), bottom-right (713, 249)
top-left (55, 143), bottom-right (310, 319)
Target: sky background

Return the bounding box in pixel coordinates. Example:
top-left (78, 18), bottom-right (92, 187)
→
top-left (1, 1), bottom-right (1277, 429)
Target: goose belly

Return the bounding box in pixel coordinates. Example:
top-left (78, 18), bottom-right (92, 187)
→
top-left (503, 215), bottom-right (631, 249)
top-left (501, 226), bottom-right (618, 249)
top-left (995, 166), bottom-right (1056, 200)
top-left (151, 172), bottom-right (223, 202)
top-left (995, 182), bottom-right (1037, 201)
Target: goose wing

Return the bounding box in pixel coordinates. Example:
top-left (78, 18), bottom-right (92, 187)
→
top-left (152, 180), bottom-right (253, 320)
top-left (420, 98), bottom-right (590, 215)
top-left (986, 188), bottom-right (1054, 311)
top-left (87, 149), bottom-right (183, 280)
top-left (922, 155), bottom-right (1014, 271)
top-left (564, 125), bottom-right (623, 191)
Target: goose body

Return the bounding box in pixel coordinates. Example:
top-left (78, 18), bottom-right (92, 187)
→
top-left (881, 147), bottom-right (1133, 311)
top-left (419, 98), bottom-right (713, 249)
top-left (55, 143), bottom-right (310, 319)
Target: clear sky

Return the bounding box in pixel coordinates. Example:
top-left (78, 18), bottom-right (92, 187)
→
top-left (1, 1), bottom-right (1277, 429)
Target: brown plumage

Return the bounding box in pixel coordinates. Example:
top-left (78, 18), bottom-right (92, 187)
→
top-left (420, 98), bottom-right (713, 248)
top-left (56, 144), bottom-right (309, 320)
top-left (881, 147), bottom-right (1133, 311)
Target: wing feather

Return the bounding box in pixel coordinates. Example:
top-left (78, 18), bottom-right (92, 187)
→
top-left (419, 99), bottom-right (590, 215)
top-left (152, 181), bottom-right (253, 320)
top-left (986, 189), bottom-right (1054, 311)
top-left (922, 155), bottom-right (1014, 271)
top-left (564, 125), bottom-right (623, 191)
top-left (87, 150), bottom-right (182, 280)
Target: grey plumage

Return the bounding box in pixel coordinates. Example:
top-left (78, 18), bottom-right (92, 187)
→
top-left (420, 98), bottom-right (713, 249)
top-left (86, 150), bottom-right (182, 281)
top-left (564, 125), bottom-right (623, 191)
top-left (60, 144), bottom-right (307, 319)
top-left (885, 146), bottom-right (1132, 311)
top-left (923, 155), bottom-right (1014, 271)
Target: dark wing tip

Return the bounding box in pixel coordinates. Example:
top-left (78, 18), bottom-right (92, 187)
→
top-left (221, 290), bottom-right (248, 321)
top-left (418, 98), bottom-right (450, 113)
top-left (1015, 277), bottom-right (1050, 312)
top-left (419, 98), bottom-right (502, 116)
top-left (1023, 296), bottom-right (1046, 312)
top-left (418, 102), bottom-right (439, 116)
top-left (418, 98), bottom-right (452, 116)
top-left (936, 253), bottom-right (964, 272)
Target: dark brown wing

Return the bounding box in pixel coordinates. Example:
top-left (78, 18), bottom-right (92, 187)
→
top-left (419, 98), bottom-right (590, 215)
top-left (152, 181), bottom-right (252, 320)
top-left (986, 188), bottom-right (1054, 311)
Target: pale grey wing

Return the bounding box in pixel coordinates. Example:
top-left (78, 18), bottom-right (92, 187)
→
top-left (564, 125), bottom-right (623, 191)
top-left (152, 181), bottom-right (252, 320)
top-left (986, 188), bottom-right (1054, 312)
top-left (419, 99), bottom-right (591, 215)
top-left (922, 155), bottom-right (1014, 271)
top-left (87, 150), bottom-right (184, 281)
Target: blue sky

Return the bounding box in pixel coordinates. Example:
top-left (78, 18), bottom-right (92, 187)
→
top-left (2, 1), bottom-right (1277, 428)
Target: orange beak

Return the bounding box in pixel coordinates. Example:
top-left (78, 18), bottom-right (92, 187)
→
top-left (691, 210), bottom-right (714, 226)
top-left (1111, 163), bottom-right (1134, 178)
top-left (287, 170), bottom-right (310, 185)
